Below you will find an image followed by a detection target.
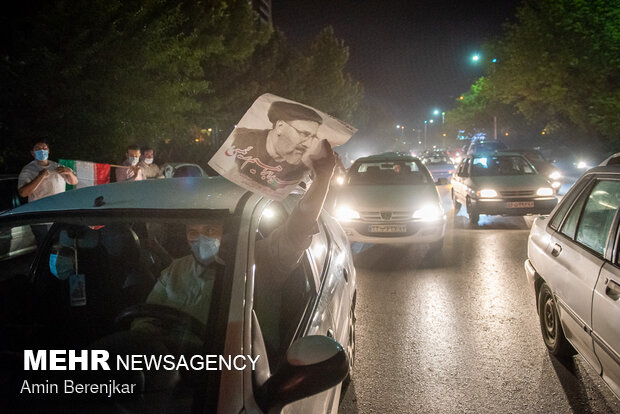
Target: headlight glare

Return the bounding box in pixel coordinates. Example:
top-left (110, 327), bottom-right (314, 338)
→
top-left (536, 187), bottom-right (554, 196)
top-left (413, 204), bottom-right (443, 221)
top-left (549, 171), bottom-right (562, 180)
top-left (336, 205), bottom-right (360, 221)
top-left (479, 189), bottom-right (498, 198)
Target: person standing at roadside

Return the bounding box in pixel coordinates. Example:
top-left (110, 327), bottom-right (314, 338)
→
top-left (139, 146), bottom-right (163, 179)
top-left (115, 144), bottom-right (144, 182)
top-left (17, 140), bottom-right (78, 245)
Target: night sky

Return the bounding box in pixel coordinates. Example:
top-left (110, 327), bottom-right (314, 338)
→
top-left (273, 0), bottom-right (521, 128)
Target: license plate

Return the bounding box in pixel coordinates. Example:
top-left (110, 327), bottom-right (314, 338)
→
top-left (506, 201), bottom-right (534, 208)
top-left (368, 224), bottom-right (407, 233)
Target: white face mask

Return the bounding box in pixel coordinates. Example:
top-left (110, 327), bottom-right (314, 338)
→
top-left (128, 156), bottom-right (140, 166)
top-left (143, 158), bottom-right (154, 165)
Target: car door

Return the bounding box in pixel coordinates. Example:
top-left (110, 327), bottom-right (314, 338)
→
top-left (589, 180), bottom-right (620, 397)
top-left (546, 179), bottom-right (620, 373)
top-left (452, 158), bottom-right (470, 204)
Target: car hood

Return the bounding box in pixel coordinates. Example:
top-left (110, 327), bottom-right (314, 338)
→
top-left (470, 175), bottom-right (550, 190)
top-left (336, 184), bottom-right (439, 211)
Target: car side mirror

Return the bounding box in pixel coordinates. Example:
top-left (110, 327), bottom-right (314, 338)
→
top-left (255, 335), bottom-right (349, 413)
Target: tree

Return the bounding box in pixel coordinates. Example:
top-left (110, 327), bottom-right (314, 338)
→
top-left (485, 0), bottom-right (620, 147)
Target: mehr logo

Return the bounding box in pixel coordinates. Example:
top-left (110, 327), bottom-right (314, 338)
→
top-left (24, 350), bottom-right (110, 371)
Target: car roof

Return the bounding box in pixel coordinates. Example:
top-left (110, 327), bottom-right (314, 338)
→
top-left (355, 152), bottom-right (417, 163)
top-left (470, 151), bottom-right (526, 157)
top-left (1, 176), bottom-right (249, 216)
top-left (584, 164), bottom-right (620, 175)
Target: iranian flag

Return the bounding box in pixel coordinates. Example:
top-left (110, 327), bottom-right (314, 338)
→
top-left (59, 159), bottom-right (111, 190)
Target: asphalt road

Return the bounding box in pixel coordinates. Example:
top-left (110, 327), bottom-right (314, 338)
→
top-left (339, 185), bottom-right (620, 413)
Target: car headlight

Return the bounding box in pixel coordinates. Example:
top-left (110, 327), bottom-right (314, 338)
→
top-left (412, 204), bottom-right (443, 221)
top-left (577, 161), bottom-right (588, 169)
top-left (549, 171), bottom-right (562, 180)
top-left (551, 181), bottom-right (561, 189)
top-left (536, 187), bottom-right (554, 196)
top-left (336, 205), bottom-right (360, 221)
top-left (335, 176), bottom-right (345, 185)
top-left (478, 189), bottom-right (498, 198)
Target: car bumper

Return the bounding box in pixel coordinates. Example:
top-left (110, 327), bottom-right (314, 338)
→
top-left (471, 197), bottom-right (557, 216)
top-left (524, 259), bottom-right (537, 294)
top-left (340, 219), bottom-right (446, 245)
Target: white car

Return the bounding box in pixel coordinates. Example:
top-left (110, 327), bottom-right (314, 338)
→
top-left (0, 176), bottom-right (356, 413)
top-left (333, 153), bottom-right (446, 248)
top-left (525, 164), bottom-right (620, 398)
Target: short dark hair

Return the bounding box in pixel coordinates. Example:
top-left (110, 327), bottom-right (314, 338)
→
top-left (127, 144), bottom-right (140, 151)
top-left (31, 139), bottom-right (48, 149)
top-left (267, 101), bottom-right (323, 126)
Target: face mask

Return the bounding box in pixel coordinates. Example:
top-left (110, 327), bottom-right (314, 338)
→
top-left (128, 156), bottom-right (139, 166)
top-left (143, 158), bottom-right (154, 165)
top-left (35, 150), bottom-right (49, 161)
top-left (49, 252), bottom-right (74, 280)
top-left (190, 235), bottom-right (220, 267)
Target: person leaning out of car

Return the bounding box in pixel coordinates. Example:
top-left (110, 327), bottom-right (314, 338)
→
top-left (18, 139), bottom-right (78, 246)
top-left (133, 140), bottom-right (337, 354)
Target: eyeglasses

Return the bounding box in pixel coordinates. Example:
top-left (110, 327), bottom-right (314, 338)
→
top-left (286, 122), bottom-right (318, 142)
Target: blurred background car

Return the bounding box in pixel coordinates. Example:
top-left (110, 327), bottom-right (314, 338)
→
top-left (0, 175), bottom-right (34, 262)
top-left (451, 152), bottom-right (558, 226)
top-left (162, 162), bottom-right (208, 178)
top-left (333, 152), bottom-right (446, 251)
top-left (511, 148), bottom-right (563, 192)
top-left (466, 140), bottom-right (508, 155)
top-left (420, 153), bottom-right (456, 185)
top-left (525, 163), bottom-right (620, 399)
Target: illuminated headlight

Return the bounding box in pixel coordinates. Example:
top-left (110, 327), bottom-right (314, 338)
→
top-left (549, 171), bottom-right (562, 180)
top-left (454, 156), bottom-right (462, 164)
top-left (478, 189), bottom-right (498, 198)
top-left (413, 204), bottom-right (443, 221)
top-left (336, 206), bottom-right (360, 221)
top-left (536, 187), bottom-right (554, 196)
top-left (577, 161), bottom-right (588, 169)
top-left (551, 181), bottom-right (561, 189)
top-left (336, 176), bottom-right (345, 185)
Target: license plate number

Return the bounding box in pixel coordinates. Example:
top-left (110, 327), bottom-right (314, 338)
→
top-left (368, 224), bottom-right (407, 233)
top-left (506, 201), bottom-right (534, 208)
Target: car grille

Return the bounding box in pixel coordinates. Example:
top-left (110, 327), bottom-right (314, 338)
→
top-left (359, 211), bottom-right (412, 221)
top-left (500, 190), bottom-right (534, 197)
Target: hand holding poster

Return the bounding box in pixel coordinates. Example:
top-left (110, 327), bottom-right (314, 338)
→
top-left (208, 94), bottom-right (356, 200)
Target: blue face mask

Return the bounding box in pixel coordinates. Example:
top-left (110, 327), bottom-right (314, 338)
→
top-left (190, 235), bottom-right (220, 267)
top-left (35, 150), bottom-right (49, 161)
top-left (49, 252), bottom-right (74, 280)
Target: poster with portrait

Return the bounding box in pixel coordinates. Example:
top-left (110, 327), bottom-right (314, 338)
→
top-left (208, 93), bottom-right (357, 200)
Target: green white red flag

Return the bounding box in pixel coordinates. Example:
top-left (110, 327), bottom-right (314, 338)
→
top-left (59, 159), bottom-right (111, 190)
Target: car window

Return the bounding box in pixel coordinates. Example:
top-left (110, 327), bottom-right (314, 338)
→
top-left (560, 190), bottom-right (589, 240)
top-left (0, 213), bottom-right (231, 411)
top-left (575, 180), bottom-right (620, 255)
top-left (252, 205), bottom-right (318, 370)
top-left (422, 156), bottom-right (451, 165)
top-left (348, 160), bottom-right (430, 185)
top-left (309, 222), bottom-right (329, 282)
top-left (471, 155), bottom-right (535, 176)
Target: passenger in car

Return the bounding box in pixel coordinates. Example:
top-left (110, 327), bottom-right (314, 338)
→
top-left (134, 140), bottom-right (336, 356)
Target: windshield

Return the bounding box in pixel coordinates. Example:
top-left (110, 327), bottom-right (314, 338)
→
top-left (348, 160), bottom-right (431, 185)
top-left (0, 212), bottom-right (232, 412)
top-left (471, 155), bottom-right (537, 176)
top-left (422, 156), bottom-right (452, 165)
